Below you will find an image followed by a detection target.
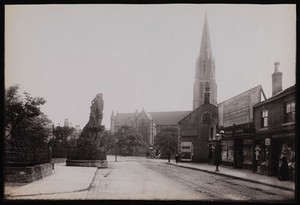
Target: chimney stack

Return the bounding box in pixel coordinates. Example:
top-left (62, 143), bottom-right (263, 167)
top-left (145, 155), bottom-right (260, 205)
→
top-left (272, 62), bottom-right (283, 96)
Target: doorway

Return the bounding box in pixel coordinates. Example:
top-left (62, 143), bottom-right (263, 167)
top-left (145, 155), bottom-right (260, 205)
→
top-left (271, 139), bottom-right (280, 176)
top-left (234, 139), bottom-right (243, 168)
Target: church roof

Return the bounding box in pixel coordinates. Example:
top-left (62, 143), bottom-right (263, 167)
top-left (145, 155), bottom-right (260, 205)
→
top-left (150, 111), bottom-right (192, 126)
top-left (114, 110), bottom-right (191, 127)
top-left (114, 113), bottom-right (136, 127)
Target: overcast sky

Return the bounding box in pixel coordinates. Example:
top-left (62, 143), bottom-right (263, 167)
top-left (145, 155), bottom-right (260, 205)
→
top-left (5, 4), bottom-right (296, 129)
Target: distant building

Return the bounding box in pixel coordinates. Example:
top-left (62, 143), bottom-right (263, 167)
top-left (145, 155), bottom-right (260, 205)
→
top-left (110, 109), bottom-right (191, 145)
top-left (253, 63), bottom-right (295, 180)
top-left (64, 119), bottom-right (69, 127)
top-left (75, 125), bottom-right (81, 131)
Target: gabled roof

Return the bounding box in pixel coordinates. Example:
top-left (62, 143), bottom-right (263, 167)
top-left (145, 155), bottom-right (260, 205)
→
top-left (150, 111), bottom-right (191, 126)
top-left (114, 110), bottom-right (192, 127)
top-left (114, 113), bottom-right (136, 127)
top-left (178, 102), bottom-right (217, 124)
top-left (253, 84), bottom-right (295, 107)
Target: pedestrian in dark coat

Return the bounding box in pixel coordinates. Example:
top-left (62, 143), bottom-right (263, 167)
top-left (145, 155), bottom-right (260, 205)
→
top-left (175, 154), bottom-right (179, 164)
top-left (214, 140), bottom-right (221, 172)
top-left (278, 155), bottom-right (289, 181)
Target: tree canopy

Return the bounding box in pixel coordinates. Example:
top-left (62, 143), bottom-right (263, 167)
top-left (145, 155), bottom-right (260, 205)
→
top-left (49, 125), bottom-right (77, 158)
top-left (114, 126), bottom-right (147, 156)
top-left (154, 127), bottom-right (178, 156)
top-left (5, 85), bottom-right (52, 149)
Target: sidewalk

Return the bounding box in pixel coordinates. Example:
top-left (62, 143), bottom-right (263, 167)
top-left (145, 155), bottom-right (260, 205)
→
top-left (5, 163), bottom-right (97, 197)
top-left (167, 161), bottom-right (295, 191)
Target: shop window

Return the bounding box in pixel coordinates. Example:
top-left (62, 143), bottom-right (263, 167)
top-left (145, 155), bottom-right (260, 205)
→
top-left (243, 139), bottom-right (253, 165)
top-left (261, 110), bottom-right (268, 128)
top-left (285, 101), bottom-right (295, 122)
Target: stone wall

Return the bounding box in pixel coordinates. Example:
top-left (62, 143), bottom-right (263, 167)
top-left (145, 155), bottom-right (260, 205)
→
top-left (5, 163), bottom-right (54, 183)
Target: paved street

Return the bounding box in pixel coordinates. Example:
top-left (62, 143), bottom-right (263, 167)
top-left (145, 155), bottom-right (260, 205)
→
top-left (5, 156), bottom-right (295, 201)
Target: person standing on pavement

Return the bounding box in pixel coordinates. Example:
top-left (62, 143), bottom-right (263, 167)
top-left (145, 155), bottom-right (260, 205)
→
top-left (175, 153), bottom-right (179, 164)
top-left (214, 139), bottom-right (222, 172)
top-left (278, 143), bottom-right (290, 181)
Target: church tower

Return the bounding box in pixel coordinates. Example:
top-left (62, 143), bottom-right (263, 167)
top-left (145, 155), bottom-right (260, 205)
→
top-left (193, 14), bottom-right (217, 109)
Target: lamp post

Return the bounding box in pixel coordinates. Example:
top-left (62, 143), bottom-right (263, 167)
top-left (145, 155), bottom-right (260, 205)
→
top-left (114, 138), bottom-right (118, 162)
top-left (215, 130), bottom-right (224, 172)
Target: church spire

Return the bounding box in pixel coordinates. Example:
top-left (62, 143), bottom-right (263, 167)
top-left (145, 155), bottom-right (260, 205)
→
top-left (199, 13), bottom-right (212, 61)
top-left (193, 14), bottom-right (217, 109)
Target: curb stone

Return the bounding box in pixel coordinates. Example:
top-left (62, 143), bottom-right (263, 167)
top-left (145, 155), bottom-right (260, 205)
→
top-left (166, 162), bottom-right (295, 192)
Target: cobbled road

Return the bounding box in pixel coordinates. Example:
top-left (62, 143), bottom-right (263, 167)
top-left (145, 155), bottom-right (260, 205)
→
top-left (5, 156), bottom-right (295, 201)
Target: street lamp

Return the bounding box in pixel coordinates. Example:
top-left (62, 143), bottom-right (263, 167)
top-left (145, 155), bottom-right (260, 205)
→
top-left (114, 138), bottom-right (118, 162)
top-left (215, 130), bottom-right (224, 172)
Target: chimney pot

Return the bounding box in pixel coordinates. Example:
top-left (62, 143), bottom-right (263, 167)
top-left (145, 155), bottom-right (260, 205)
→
top-left (272, 62), bottom-right (283, 96)
top-left (274, 62), bottom-right (280, 72)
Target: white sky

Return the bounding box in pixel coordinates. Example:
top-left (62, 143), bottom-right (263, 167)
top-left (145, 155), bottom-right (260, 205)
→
top-left (5, 4), bottom-right (296, 129)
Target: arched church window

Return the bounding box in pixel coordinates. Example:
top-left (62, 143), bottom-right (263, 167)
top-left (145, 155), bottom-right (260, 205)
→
top-left (201, 112), bottom-right (212, 124)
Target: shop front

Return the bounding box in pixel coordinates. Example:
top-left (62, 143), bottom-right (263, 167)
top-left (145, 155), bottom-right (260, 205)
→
top-left (254, 133), bottom-right (295, 180)
top-left (271, 133), bottom-right (295, 181)
top-left (220, 125), bottom-right (255, 171)
top-left (253, 136), bottom-right (271, 176)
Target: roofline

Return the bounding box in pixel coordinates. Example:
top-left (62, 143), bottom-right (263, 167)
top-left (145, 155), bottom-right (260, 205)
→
top-left (155, 124), bottom-right (180, 127)
top-left (253, 85), bottom-right (295, 108)
top-left (149, 111), bottom-right (192, 114)
top-left (218, 85), bottom-right (262, 105)
top-left (178, 103), bottom-right (217, 124)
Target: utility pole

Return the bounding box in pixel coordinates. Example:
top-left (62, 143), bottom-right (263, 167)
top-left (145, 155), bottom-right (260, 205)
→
top-left (115, 138), bottom-right (118, 162)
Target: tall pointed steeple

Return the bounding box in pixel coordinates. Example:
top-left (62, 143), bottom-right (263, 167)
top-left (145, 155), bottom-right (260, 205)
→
top-left (200, 13), bottom-right (212, 61)
top-left (193, 14), bottom-right (217, 109)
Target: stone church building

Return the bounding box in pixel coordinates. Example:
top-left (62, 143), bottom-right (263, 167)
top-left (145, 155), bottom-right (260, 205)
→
top-left (110, 109), bottom-right (191, 146)
top-left (179, 86), bottom-right (218, 162)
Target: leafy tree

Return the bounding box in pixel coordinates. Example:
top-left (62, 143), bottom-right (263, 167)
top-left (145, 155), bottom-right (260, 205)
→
top-left (101, 130), bottom-right (115, 154)
top-left (49, 126), bottom-right (76, 157)
top-left (114, 126), bottom-right (147, 156)
top-left (5, 85), bottom-right (52, 148)
top-left (5, 85), bottom-right (52, 165)
top-left (154, 127), bottom-right (178, 157)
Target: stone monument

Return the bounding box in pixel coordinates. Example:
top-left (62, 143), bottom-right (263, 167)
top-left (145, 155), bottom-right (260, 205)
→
top-left (66, 93), bottom-right (107, 168)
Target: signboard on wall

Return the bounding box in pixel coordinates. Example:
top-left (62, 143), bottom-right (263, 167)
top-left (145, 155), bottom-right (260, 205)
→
top-left (265, 138), bottom-right (271, 146)
top-left (218, 85), bottom-right (262, 128)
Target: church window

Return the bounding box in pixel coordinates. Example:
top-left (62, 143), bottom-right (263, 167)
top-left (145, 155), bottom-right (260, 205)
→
top-left (201, 112), bottom-right (212, 124)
